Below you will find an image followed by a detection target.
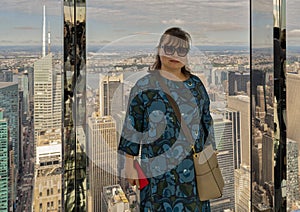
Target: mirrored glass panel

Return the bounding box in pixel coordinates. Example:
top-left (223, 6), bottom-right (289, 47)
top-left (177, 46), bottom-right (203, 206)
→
top-left (63, 0), bottom-right (86, 211)
top-left (251, 0), bottom-right (277, 211)
top-left (87, 0), bottom-right (250, 211)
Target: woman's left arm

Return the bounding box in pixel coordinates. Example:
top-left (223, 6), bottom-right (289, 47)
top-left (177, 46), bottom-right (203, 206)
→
top-left (201, 90), bottom-right (216, 150)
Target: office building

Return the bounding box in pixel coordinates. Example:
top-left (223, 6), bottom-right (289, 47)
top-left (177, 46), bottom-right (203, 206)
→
top-left (227, 95), bottom-right (250, 166)
top-left (224, 108), bottom-right (241, 169)
top-left (101, 185), bottom-right (130, 212)
top-left (0, 109), bottom-right (8, 211)
top-left (235, 164), bottom-right (251, 212)
top-left (18, 71), bottom-right (29, 123)
top-left (286, 139), bottom-right (300, 210)
top-left (32, 130), bottom-right (62, 212)
top-left (228, 71), bottom-right (250, 96)
top-left (0, 82), bottom-right (19, 209)
top-left (0, 69), bottom-right (13, 82)
top-left (87, 114), bottom-right (118, 212)
top-left (286, 73), bottom-right (300, 140)
top-left (261, 130), bottom-right (274, 185)
top-left (33, 53), bottom-right (62, 141)
top-left (210, 115), bottom-right (235, 211)
top-left (99, 74), bottom-right (124, 117)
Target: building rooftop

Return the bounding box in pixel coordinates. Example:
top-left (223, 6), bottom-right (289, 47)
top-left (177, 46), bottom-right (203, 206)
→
top-left (0, 82), bottom-right (17, 89)
top-left (103, 184), bottom-right (129, 205)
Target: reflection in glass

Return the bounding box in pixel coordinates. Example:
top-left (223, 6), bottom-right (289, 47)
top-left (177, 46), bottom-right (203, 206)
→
top-left (86, 1), bottom-right (250, 211)
top-left (251, 0), bottom-right (276, 211)
top-left (274, 0), bottom-right (287, 211)
top-left (63, 0), bottom-right (86, 211)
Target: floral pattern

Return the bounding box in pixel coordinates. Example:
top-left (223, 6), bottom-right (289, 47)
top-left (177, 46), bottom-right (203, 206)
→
top-left (118, 72), bottom-right (214, 212)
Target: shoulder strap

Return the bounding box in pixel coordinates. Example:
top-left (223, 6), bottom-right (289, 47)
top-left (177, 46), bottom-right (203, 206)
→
top-left (156, 73), bottom-right (195, 148)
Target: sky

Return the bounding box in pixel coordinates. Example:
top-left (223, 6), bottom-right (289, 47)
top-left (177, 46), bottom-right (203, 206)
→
top-left (0, 0), bottom-right (299, 47)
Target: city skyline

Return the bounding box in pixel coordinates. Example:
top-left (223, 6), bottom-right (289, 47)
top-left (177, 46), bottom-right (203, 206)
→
top-left (0, 0), bottom-right (299, 47)
top-left (0, 0), bottom-right (299, 211)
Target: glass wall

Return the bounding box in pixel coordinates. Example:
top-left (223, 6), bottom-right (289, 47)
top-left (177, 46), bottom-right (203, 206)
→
top-left (63, 0), bottom-right (87, 211)
top-left (250, 0), bottom-right (275, 211)
top-left (1, 0), bottom-right (300, 211)
top-left (86, 0), bottom-right (250, 211)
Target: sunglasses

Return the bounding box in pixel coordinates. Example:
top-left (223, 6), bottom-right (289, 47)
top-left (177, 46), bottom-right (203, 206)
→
top-left (161, 45), bottom-right (189, 57)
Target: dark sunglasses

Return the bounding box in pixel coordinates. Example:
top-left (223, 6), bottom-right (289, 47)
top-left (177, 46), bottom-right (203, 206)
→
top-left (161, 45), bottom-right (189, 57)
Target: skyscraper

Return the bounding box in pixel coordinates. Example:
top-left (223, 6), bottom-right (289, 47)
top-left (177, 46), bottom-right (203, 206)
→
top-left (261, 131), bottom-right (274, 184)
top-left (0, 82), bottom-right (19, 209)
top-left (228, 71), bottom-right (250, 96)
top-left (227, 95), bottom-right (250, 166)
top-left (32, 130), bottom-right (62, 212)
top-left (286, 139), bottom-right (300, 210)
top-left (224, 108), bottom-right (241, 169)
top-left (33, 53), bottom-right (62, 141)
top-left (18, 71), bottom-right (29, 123)
top-left (99, 74), bottom-right (124, 117)
top-left (0, 69), bottom-right (13, 82)
top-left (286, 73), bottom-right (300, 141)
top-left (87, 114), bottom-right (118, 212)
top-left (0, 109), bottom-right (8, 211)
top-left (210, 115), bottom-right (235, 211)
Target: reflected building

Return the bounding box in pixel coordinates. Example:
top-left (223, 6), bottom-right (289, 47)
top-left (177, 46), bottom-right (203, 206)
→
top-left (63, 0), bottom-right (87, 211)
top-left (0, 109), bottom-right (8, 211)
top-left (87, 114), bottom-right (118, 212)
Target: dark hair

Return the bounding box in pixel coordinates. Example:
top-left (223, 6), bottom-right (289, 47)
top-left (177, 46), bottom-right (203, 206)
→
top-left (151, 27), bottom-right (192, 76)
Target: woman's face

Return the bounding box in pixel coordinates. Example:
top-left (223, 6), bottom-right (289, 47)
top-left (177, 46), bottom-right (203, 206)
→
top-left (158, 35), bottom-right (189, 71)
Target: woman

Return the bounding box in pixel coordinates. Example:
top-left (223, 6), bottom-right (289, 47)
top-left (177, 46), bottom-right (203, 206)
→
top-left (118, 27), bottom-right (214, 211)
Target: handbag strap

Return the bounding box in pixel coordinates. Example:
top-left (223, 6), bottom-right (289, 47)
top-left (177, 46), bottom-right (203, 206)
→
top-left (155, 72), bottom-right (195, 150)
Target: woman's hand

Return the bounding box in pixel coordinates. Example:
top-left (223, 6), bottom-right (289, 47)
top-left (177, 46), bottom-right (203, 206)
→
top-left (125, 154), bottom-right (140, 189)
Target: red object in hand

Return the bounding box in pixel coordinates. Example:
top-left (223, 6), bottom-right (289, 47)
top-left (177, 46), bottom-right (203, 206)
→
top-left (134, 160), bottom-right (149, 190)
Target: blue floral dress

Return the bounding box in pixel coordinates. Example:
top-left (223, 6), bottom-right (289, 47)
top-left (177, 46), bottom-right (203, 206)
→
top-left (118, 72), bottom-right (214, 212)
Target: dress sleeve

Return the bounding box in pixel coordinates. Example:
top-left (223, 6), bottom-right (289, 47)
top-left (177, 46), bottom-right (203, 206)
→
top-left (118, 84), bottom-right (145, 156)
top-left (201, 86), bottom-right (216, 150)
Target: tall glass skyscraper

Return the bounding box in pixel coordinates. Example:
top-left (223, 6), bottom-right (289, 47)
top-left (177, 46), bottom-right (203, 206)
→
top-left (0, 109), bottom-right (8, 211)
top-left (0, 82), bottom-right (19, 209)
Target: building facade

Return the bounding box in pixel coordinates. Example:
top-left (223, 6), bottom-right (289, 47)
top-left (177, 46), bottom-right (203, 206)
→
top-left (0, 109), bottom-right (8, 211)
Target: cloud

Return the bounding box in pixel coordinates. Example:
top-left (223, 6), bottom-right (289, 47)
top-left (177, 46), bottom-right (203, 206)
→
top-left (1, 0), bottom-right (251, 46)
top-left (14, 27), bottom-right (38, 31)
top-left (0, 0), bottom-right (62, 16)
top-left (288, 29), bottom-right (300, 37)
top-left (161, 19), bottom-right (185, 25)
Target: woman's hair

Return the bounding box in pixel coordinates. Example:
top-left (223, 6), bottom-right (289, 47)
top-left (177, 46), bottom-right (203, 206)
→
top-left (151, 27), bottom-right (192, 76)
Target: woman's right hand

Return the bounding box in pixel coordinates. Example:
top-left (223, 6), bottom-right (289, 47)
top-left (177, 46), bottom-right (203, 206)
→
top-left (125, 154), bottom-right (140, 189)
